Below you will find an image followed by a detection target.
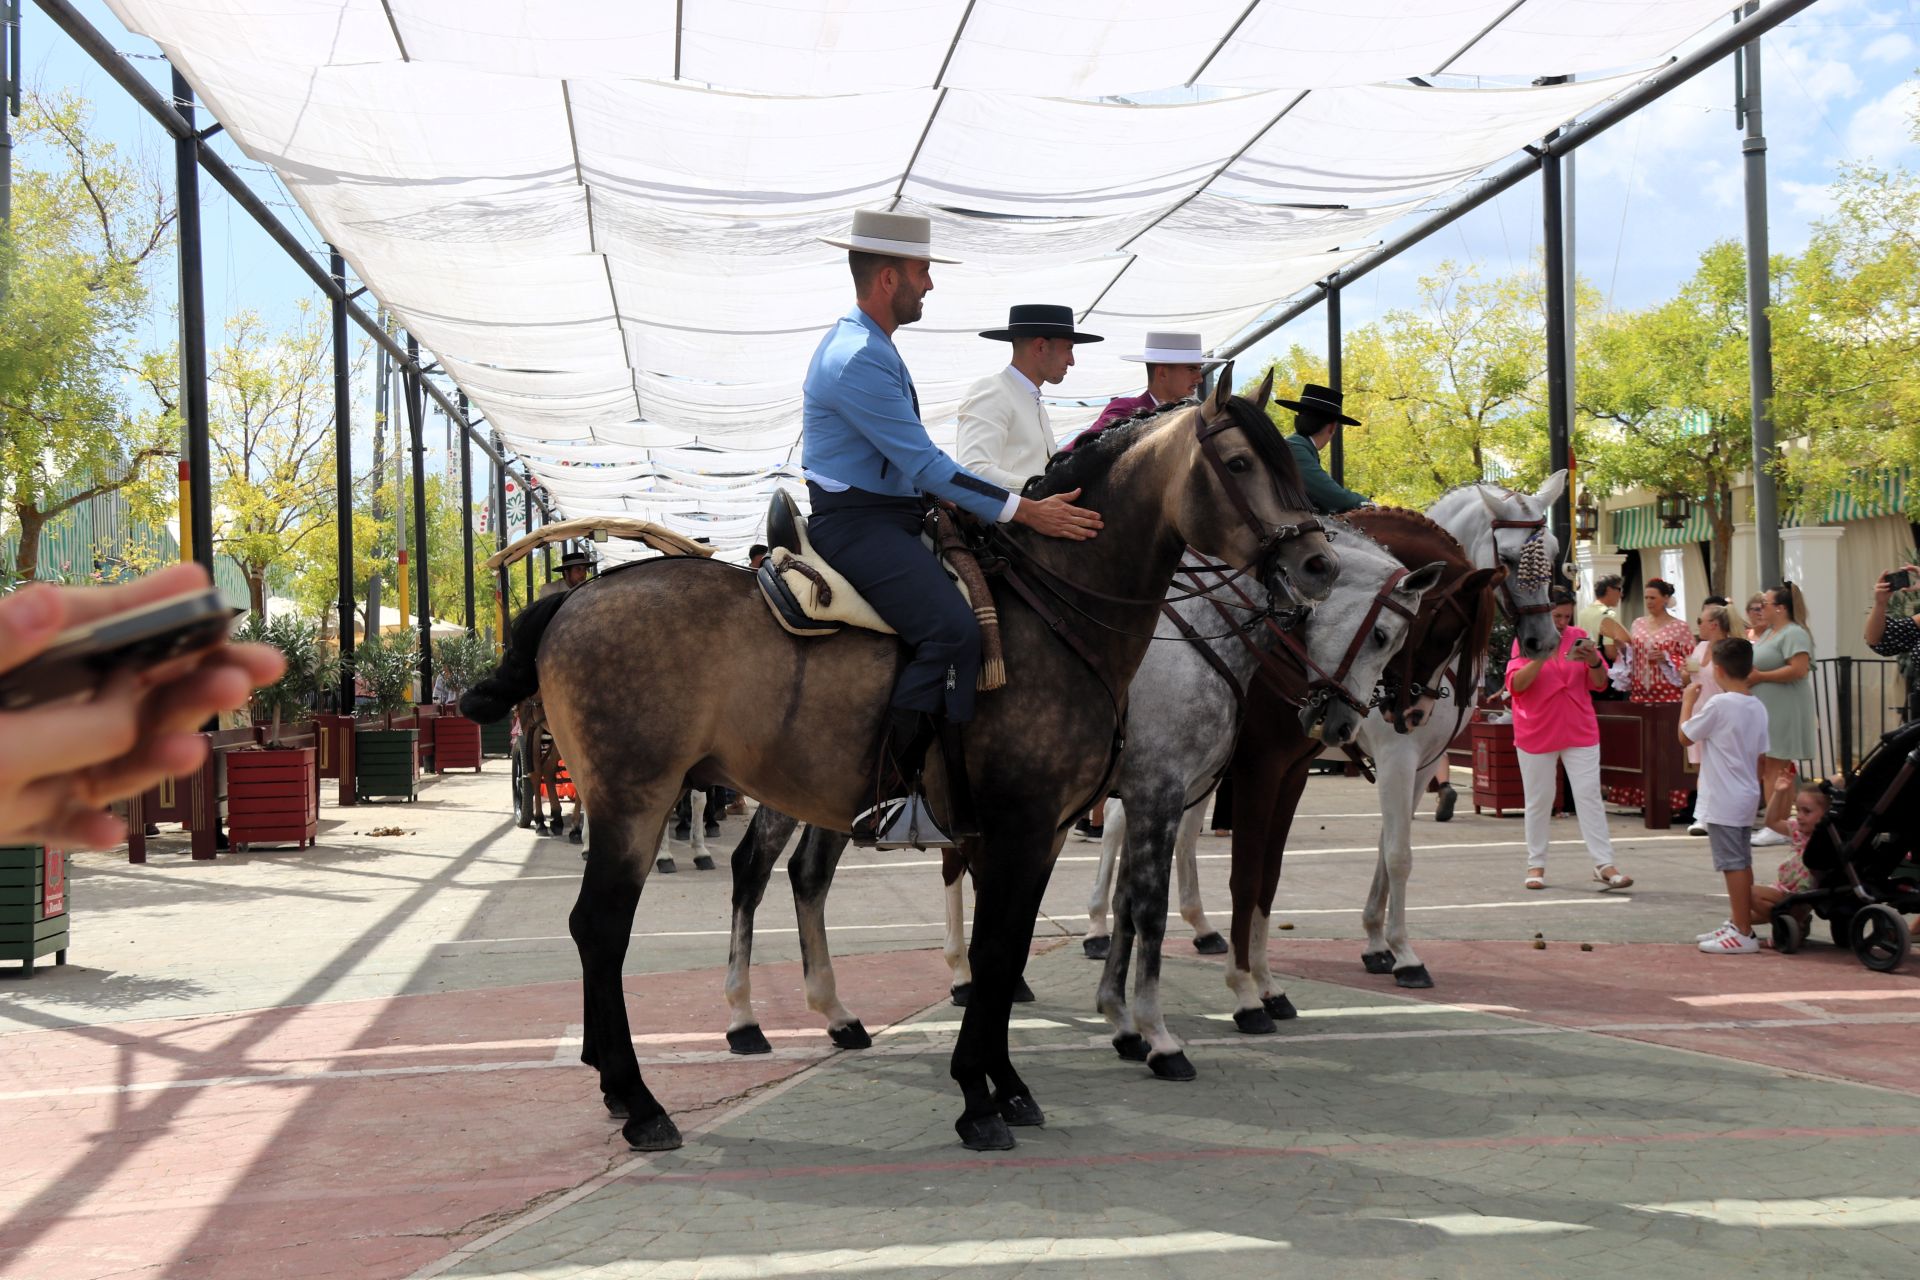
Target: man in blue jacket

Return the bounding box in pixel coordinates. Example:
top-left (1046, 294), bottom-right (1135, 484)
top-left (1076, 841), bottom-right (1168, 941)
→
top-left (804, 209), bottom-right (1102, 846)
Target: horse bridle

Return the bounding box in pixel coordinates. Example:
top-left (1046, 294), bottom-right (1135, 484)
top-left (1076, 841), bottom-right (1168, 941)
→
top-left (1170, 555), bottom-right (1416, 720)
top-left (1192, 408), bottom-right (1323, 594)
top-left (1489, 516), bottom-right (1554, 620)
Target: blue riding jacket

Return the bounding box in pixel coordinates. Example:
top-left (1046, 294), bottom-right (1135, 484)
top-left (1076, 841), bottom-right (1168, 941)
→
top-left (801, 307), bottom-right (1017, 525)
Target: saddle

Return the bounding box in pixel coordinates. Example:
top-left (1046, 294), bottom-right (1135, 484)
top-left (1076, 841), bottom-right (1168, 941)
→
top-left (756, 490), bottom-right (1006, 691)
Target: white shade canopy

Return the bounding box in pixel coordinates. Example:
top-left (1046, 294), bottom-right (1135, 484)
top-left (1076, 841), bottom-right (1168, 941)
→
top-left (106, 0), bottom-right (1748, 550)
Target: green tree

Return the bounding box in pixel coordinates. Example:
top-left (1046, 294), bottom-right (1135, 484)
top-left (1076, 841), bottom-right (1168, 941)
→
top-left (209, 305), bottom-right (362, 617)
top-left (1772, 96), bottom-right (1919, 512)
top-left (0, 90), bottom-right (176, 581)
top-left (1576, 241), bottom-right (1774, 595)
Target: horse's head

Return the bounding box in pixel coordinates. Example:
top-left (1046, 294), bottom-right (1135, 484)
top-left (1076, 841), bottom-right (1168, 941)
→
top-left (1174, 367), bottom-right (1338, 606)
top-left (1435, 471), bottom-right (1565, 662)
top-left (1388, 566), bottom-right (1504, 733)
top-left (1286, 530), bottom-right (1445, 747)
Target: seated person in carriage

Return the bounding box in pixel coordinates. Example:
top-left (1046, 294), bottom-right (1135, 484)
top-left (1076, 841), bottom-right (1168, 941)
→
top-left (800, 209), bottom-right (1101, 846)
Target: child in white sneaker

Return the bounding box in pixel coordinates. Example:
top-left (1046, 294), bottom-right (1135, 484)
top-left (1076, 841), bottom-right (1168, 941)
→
top-left (1679, 638), bottom-right (1771, 954)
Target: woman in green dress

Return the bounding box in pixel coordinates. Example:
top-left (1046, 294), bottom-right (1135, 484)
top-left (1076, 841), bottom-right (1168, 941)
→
top-left (1748, 583), bottom-right (1814, 847)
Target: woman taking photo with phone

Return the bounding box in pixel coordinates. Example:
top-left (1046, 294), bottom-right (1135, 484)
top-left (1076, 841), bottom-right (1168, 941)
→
top-left (1748, 582), bottom-right (1815, 847)
top-left (1866, 563), bottom-right (1920, 656)
top-left (1506, 588), bottom-right (1631, 891)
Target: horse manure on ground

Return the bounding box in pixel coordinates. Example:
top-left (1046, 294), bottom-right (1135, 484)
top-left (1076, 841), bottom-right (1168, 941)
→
top-left (357, 827), bottom-right (413, 837)
top-left (1277, 922), bottom-right (1294, 930)
top-left (1532, 939), bottom-right (1547, 950)
top-left (1580, 943), bottom-right (1594, 951)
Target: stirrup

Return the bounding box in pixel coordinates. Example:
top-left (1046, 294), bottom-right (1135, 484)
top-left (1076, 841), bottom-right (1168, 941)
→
top-left (852, 793), bottom-right (960, 851)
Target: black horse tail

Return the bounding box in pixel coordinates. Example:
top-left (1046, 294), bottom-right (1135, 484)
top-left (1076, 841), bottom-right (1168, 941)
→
top-left (460, 593), bottom-right (568, 724)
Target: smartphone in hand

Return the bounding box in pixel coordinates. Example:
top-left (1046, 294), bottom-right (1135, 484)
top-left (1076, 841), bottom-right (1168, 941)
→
top-left (0, 588), bottom-right (235, 712)
top-left (1886, 568), bottom-right (1913, 592)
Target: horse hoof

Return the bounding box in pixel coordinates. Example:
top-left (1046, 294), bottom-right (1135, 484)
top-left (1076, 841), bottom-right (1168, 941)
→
top-left (1082, 935), bottom-right (1111, 961)
top-left (692, 854), bottom-right (716, 871)
top-left (569, 828), bottom-right (584, 845)
top-left (828, 1020), bottom-right (871, 1050)
top-left (1233, 1007), bottom-right (1277, 1036)
top-left (1434, 784), bottom-right (1458, 823)
top-left (671, 826), bottom-right (691, 843)
top-left (1192, 932), bottom-right (1229, 956)
top-left (1361, 949), bottom-right (1396, 975)
top-left (656, 856), bottom-right (678, 874)
top-left (1148, 1051), bottom-right (1197, 1081)
top-left (624, 1112), bottom-right (683, 1152)
top-left (956, 1113), bottom-right (1016, 1151)
top-left (1112, 1032), bottom-right (1149, 1062)
top-left (1395, 965), bottom-right (1435, 989)
top-left (726, 1025), bottom-right (772, 1056)
top-left (996, 1093), bottom-right (1045, 1127)
top-left (1012, 978), bottom-right (1036, 1004)
top-left (603, 1092), bottom-right (627, 1119)
top-left (949, 983), bottom-right (972, 1008)
top-left (1262, 993), bottom-right (1299, 1021)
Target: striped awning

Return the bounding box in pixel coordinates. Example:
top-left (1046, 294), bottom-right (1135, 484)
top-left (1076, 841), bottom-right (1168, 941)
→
top-left (1783, 468), bottom-right (1908, 527)
top-left (1610, 503), bottom-right (1713, 550)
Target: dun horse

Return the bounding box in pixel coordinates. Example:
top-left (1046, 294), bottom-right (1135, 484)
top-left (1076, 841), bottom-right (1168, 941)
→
top-left (463, 373), bottom-right (1337, 1152)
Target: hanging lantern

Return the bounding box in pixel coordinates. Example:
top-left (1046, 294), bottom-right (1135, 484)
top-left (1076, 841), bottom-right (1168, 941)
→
top-left (1574, 489), bottom-right (1600, 541)
top-left (1655, 492), bottom-right (1693, 529)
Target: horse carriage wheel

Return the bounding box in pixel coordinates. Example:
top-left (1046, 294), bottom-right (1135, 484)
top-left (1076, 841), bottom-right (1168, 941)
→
top-left (1849, 904), bottom-right (1909, 973)
top-left (1769, 913), bottom-right (1802, 955)
top-left (511, 751), bottom-right (530, 827)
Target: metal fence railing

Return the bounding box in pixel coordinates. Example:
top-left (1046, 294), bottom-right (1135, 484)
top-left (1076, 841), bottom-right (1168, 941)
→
top-left (1808, 657), bottom-right (1912, 784)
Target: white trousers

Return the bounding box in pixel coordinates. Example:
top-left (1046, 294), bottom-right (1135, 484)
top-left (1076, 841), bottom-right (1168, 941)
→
top-left (1515, 742), bottom-right (1616, 868)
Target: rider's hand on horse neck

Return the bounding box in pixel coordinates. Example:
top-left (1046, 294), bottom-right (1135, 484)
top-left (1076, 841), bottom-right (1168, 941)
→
top-left (1015, 488), bottom-right (1103, 541)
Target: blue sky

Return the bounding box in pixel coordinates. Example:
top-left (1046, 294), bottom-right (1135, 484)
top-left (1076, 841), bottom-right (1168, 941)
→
top-left (15, 0), bottom-right (1920, 474)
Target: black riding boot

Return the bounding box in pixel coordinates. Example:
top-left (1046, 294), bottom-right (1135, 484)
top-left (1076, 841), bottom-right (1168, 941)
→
top-left (852, 708), bottom-right (958, 850)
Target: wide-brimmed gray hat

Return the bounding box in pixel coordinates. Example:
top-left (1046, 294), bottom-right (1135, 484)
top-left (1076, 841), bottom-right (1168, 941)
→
top-left (1120, 331), bottom-right (1227, 365)
top-left (819, 209), bottom-right (959, 264)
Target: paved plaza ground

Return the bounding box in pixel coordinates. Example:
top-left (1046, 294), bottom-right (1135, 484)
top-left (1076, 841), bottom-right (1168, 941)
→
top-left (3, 765), bottom-right (1919, 1279)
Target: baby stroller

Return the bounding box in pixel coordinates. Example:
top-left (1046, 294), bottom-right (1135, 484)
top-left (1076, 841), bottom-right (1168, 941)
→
top-left (1769, 718), bottom-right (1920, 972)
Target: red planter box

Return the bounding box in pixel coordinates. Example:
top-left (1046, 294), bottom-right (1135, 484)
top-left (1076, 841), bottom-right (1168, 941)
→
top-left (227, 747), bottom-right (318, 851)
top-left (1470, 720), bottom-right (1564, 817)
top-left (434, 715), bottom-right (483, 772)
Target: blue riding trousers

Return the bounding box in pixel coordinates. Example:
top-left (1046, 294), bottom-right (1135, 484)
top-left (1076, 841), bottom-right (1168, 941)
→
top-left (805, 482), bottom-right (980, 722)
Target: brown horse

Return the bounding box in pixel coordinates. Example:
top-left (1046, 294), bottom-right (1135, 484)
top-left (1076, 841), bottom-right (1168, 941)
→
top-left (462, 373), bottom-right (1338, 1153)
top-left (1224, 506), bottom-right (1504, 1021)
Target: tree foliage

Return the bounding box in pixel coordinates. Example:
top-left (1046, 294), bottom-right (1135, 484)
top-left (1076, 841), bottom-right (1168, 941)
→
top-left (0, 90), bottom-right (177, 581)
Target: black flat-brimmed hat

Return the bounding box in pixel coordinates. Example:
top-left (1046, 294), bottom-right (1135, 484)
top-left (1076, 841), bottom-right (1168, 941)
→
top-left (558, 549), bottom-right (593, 570)
top-left (1273, 382), bottom-right (1361, 427)
top-left (979, 303), bottom-right (1103, 344)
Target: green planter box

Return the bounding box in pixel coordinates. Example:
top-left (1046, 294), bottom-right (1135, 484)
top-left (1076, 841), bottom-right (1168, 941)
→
top-left (355, 728), bottom-right (419, 802)
top-left (481, 718), bottom-right (513, 758)
top-left (0, 846), bottom-right (68, 976)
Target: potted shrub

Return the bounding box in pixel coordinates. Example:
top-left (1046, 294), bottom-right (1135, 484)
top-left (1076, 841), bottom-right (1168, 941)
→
top-left (354, 631), bottom-right (421, 802)
top-left (431, 632), bottom-right (494, 772)
top-left (227, 615), bottom-right (323, 850)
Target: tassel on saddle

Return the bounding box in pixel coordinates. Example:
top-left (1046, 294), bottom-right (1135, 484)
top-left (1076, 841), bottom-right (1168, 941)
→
top-left (927, 506), bottom-right (1006, 692)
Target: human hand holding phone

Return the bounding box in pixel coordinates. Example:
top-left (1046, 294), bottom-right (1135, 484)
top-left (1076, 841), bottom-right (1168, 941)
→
top-left (0, 564), bottom-right (285, 848)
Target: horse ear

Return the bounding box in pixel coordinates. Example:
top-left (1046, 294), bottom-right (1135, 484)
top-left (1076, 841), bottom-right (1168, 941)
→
top-left (1471, 566), bottom-right (1508, 593)
top-left (1206, 362), bottom-right (1235, 416)
top-left (1252, 366), bottom-right (1275, 410)
top-left (1398, 560), bottom-right (1448, 597)
top-left (1476, 486), bottom-right (1506, 517)
top-left (1535, 469), bottom-right (1568, 506)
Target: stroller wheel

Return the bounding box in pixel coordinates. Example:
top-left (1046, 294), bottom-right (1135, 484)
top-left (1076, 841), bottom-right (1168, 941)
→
top-left (1770, 913), bottom-right (1803, 955)
top-left (1850, 905), bottom-right (1910, 974)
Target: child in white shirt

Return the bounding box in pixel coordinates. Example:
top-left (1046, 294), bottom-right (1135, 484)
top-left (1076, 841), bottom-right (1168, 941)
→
top-left (1679, 637), bottom-right (1772, 954)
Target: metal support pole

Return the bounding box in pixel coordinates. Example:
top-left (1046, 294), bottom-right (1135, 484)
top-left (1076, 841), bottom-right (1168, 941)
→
top-left (493, 445), bottom-right (509, 642)
top-left (330, 248), bottom-right (355, 711)
top-left (1326, 285), bottom-right (1344, 486)
top-left (2, 0), bottom-right (19, 229)
top-left (542, 520), bottom-right (553, 583)
top-left (459, 392), bottom-right (475, 632)
top-left (406, 335), bottom-right (432, 697)
top-left (523, 486), bottom-right (535, 602)
top-left (1740, 1), bottom-right (1780, 589)
top-left (172, 68), bottom-right (212, 575)
top-left (1540, 139), bottom-right (1573, 574)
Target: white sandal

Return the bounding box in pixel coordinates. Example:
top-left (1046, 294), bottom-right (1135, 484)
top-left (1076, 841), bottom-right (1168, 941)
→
top-left (1524, 869), bottom-right (1546, 890)
top-left (1593, 866), bottom-right (1633, 890)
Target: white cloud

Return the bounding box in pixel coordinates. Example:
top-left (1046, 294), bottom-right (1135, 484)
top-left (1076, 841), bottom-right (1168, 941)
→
top-left (1861, 32), bottom-right (1916, 66)
top-left (1844, 80), bottom-right (1920, 163)
top-left (1780, 178), bottom-right (1840, 221)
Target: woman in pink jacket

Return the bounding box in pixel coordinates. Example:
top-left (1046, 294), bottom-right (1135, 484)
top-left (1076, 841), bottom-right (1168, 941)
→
top-left (1506, 588), bottom-right (1634, 891)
